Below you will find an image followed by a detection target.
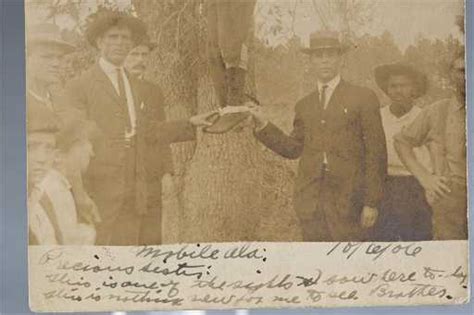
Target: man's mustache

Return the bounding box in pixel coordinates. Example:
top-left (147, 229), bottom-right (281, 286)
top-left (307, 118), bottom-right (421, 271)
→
top-left (133, 64), bottom-right (146, 71)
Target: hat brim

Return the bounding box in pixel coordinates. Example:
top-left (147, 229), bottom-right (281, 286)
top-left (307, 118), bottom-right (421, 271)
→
top-left (28, 38), bottom-right (76, 54)
top-left (134, 41), bottom-right (157, 51)
top-left (202, 112), bottom-right (250, 134)
top-left (374, 64), bottom-right (428, 99)
top-left (301, 45), bottom-right (351, 55)
top-left (86, 15), bottom-right (146, 48)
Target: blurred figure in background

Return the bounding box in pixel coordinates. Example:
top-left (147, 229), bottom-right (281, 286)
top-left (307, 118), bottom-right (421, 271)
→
top-left (373, 63), bottom-right (433, 241)
top-left (123, 36), bottom-right (180, 244)
top-left (394, 53), bottom-right (467, 240)
top-left (27, 22), bottom-right (101, 231)
top-left (124, 36), bottom-right (156, 79)
top-left (28, 104), bottom-right (96, 245)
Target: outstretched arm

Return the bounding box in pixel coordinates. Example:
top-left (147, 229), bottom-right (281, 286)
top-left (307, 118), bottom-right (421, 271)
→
top-left (250, 105), bottom-right (304, 160)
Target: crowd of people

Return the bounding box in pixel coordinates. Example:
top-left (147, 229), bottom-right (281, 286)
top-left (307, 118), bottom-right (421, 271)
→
top-left (27, 6), bottom-right (467, 246)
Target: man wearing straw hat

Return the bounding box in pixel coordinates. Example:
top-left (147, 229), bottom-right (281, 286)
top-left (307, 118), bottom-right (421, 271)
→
top-left (250, 30), bottom-right (387, 242)
top-left (60, 10), bottom-right (211, 245)
top-left (394, 54), bottom-right (467, 240)
top-left (372, 63), bottom-right (432, 241)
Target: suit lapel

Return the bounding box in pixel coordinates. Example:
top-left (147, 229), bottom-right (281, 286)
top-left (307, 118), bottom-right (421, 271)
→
top-left (91, 63), bottom-right (122, 106)
top-left (325, 80), bottom-right (345, 113)
top-left (126, 71), bottom-right (142, 113)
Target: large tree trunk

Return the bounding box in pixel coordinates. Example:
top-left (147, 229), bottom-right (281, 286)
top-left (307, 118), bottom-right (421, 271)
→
top-left (133, 0), bottom-right (200, 243)
top-left (181, 12), bottom-right (301, 242)
top-left (134, 0), bottom-right (302, 243)
top-left (182, 77), bottom-right (301, 242)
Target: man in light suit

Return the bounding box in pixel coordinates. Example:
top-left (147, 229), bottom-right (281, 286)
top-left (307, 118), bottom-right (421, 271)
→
top-left (59, 10), bottom-right (211, 245)
top-left (250, 31), bottom-right (387, 241)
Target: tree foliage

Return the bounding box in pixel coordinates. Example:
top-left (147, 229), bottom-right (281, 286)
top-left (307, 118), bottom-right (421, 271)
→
top-left (33, 0), bottom-right (464, 242)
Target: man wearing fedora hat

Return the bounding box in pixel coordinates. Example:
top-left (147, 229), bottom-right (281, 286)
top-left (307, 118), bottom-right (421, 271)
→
top-left (27, 23), bottom-right (102, 231)
top-left (120, 36), bottom-right (179, 245)
top-left (372, 63), bottom-right (433, 241)
top-left (394, 53), bottom-right (467, 240)
top-left (250, 30), bottom-right (387, 242)
top-left (60, 10), bottom-right (212, 245)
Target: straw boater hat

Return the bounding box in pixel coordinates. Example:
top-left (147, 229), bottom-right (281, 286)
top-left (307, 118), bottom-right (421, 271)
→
top-left (85, 9), bottom-right (147, 48)
top-left (301, 30), bottom-right (351, 55)
top-left (27, 23), bottom-right (76, 54)
top-left (374, 63), bottom-right (428, 99)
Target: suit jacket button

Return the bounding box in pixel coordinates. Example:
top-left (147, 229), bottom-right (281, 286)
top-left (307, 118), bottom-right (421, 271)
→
top-left (321, 119), bottom-right (326, 124)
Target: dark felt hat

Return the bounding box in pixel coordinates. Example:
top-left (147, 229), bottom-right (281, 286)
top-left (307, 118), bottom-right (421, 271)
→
top-left (202, 94), bottom-right (260, 134)
top-left (374, 63), bottom-right (428, 99)
top-left (27, 23), bottom-right (76, 54)
top-left (85, 9), bottom-right (147, 48)
top-left (301, 30), bottom-right (351, 54)
top-left (202, 110), bottom-right (250, 134)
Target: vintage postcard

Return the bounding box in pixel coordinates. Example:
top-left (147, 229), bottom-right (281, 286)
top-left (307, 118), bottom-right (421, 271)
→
top-left (26, 0), bottom-right (469, 312)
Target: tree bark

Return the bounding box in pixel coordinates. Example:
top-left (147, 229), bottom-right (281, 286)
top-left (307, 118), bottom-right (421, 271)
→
top-left (134, 0), bottom-right (302, 243)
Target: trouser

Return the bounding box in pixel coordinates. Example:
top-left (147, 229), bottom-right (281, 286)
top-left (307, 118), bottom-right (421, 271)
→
top-left (207, 0), bottom-right (256, 107)
top-left (299, 164), bottom-right (367, 242)
top-left (106, 138), bottom-right (161, 245)
top-left (373, 175), bottom-right (432, 241)
top-left (207, 0), bottom-right (256, 69)
top-left (430, 179), bottom-right (467, 240)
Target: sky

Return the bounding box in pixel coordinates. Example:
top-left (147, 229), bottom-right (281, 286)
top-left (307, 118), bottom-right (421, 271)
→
top-left (256, 0), bottom-right (464, 51)
top-left (26, 0), bottom-right (464, 51)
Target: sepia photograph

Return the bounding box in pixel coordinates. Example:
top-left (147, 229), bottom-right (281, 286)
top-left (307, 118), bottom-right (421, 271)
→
top-left (24, 0), bottom-right (469, 312)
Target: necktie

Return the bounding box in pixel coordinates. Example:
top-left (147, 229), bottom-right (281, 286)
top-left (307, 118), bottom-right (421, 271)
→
top-left (116, 68), bottom-right (127, 105)
top-left (116, 68), bottom-right (132, 135)
top-left (320, 84), bottom-right (329, 109)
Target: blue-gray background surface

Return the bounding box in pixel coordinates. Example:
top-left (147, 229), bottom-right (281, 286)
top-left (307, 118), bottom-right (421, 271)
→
top-left (1, 0), bottom-right (473, 314)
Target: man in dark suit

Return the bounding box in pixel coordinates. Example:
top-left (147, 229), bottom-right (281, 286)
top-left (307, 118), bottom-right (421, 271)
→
top-left (59, 10), bottom-right (211, 245)
top-left (250, 31), bottom-right (387, 241)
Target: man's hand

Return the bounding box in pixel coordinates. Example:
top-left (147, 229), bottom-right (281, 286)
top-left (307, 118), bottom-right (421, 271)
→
top-left (76, 193), bottom-right (101, 225)
top-left (419, 174), bottom-right (451, 203)
top-left (360, 206), bottom-right (378, 228)
top-left (247, 103), bottom-right (268, 131)
top-left (189, 111), bottom-right (217, 127)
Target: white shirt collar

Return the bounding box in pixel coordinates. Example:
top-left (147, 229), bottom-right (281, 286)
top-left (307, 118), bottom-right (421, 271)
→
top-left (99, 57), bottom-right (124, 75)
top-left (317, 74), bottom-right (341, 92)
top-left (383, 104), bottom-right (421, 122)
